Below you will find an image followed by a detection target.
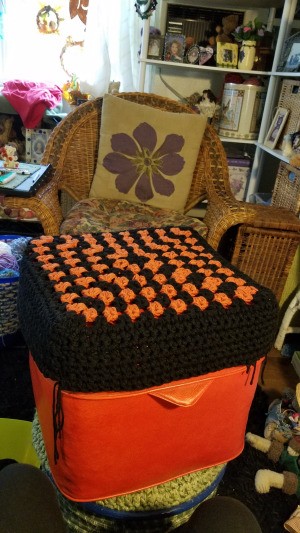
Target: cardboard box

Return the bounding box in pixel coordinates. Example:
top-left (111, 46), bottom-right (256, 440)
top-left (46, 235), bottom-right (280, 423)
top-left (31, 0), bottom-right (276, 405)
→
top-left (227, 157), bottom-right (251, 201)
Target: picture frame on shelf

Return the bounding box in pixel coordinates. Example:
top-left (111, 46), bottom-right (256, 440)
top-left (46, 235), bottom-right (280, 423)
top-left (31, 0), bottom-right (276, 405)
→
top-left (163, 33), bottom-right (185, 63)
top-left (26, 128), bottom-right (51, 164)
top-left (216, 42), bottom-right (238, 68)
top-left (186, 44), bottom-right (200, 65)
top-left (199, 46), bottom-right (214, 65)
top-left (278, 31), bottom-right (300, 72)
top-left (147, 36), bottom-right (164, 60)
top-left (264, 107), bottom-right (290, 150)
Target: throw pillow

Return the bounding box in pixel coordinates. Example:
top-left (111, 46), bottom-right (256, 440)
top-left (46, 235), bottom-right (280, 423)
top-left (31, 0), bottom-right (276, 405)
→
top-left (89, 94), bottom-right (207, 212)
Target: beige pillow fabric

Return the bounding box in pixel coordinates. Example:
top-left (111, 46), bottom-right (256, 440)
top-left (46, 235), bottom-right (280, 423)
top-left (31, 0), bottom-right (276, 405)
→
top-left (89, 94), bottom-right (207, 212)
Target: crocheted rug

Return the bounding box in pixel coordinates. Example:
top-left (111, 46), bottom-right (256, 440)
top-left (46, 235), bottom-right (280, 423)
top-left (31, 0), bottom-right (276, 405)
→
top-left (0, 341), bottom-right (298, 533)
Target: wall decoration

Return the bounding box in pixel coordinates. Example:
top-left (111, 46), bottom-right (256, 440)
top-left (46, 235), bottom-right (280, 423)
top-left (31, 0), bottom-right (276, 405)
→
top-left (264, 107), bottom-right (290, 150)
top-left (26, 129), bottom-right (51, 164)
top-left (216, 42), bottom-right (238, 68)
top-left (36, 5), bottom-right (61, 34)
top-left (69, 0), bottom-right (89, 25)
top-left (147, 35), bottom-right (164, 59)
top-left (135, 0), bottom-right (157, 20)
top-left (60, 37), bottom-right (84, 78)
top-left (163, 34), bottom-right (185, 63)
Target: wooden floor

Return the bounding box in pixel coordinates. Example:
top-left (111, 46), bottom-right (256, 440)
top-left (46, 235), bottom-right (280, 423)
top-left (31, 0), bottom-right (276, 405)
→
top-left (259, 347), bottom-right (299, 401)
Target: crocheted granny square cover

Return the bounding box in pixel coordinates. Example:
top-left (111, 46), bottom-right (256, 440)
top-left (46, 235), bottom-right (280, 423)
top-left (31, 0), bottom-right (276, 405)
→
top-left (18, 226), bottom-right (278, 392)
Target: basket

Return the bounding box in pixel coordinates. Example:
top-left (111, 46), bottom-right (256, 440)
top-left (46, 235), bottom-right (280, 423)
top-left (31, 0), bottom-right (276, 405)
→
top-left (0, 235), bottom-right (26, 348)
top-left (272, 161), bottom-right (300, 215)
top-left (277, 79), bottom-right (300, 148)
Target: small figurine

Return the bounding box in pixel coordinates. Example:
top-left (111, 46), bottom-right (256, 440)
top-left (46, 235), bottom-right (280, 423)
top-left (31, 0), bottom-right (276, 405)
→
top-left (246, 384), bottom-right (300, 498)
top-left (185, 89), bottom-right (219, 119)
top-left (0, 144), bottom-right (19, 169)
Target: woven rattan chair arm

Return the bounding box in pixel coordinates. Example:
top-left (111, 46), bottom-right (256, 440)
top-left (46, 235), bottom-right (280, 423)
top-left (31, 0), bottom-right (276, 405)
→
top-left (205, 194), bottom-right (300, 251)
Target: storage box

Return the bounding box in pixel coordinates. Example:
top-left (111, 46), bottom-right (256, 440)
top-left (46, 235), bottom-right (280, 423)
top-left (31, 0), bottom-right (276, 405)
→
top-left (227, 157), bottom-right (251, 201)
top-left (219, 83), bottom-right (267, 140)
top-left (30, 354), bottom-right (264, 502)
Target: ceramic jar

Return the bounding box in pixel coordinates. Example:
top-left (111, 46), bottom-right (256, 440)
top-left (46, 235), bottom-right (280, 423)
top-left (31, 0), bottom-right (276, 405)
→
top-left (238, 40), bottom-right (256, 70)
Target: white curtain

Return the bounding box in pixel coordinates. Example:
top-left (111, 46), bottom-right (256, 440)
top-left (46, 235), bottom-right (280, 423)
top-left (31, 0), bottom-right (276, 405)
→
top-left (80, 0), bottom-right (142, 97)
top-left (0, 0), bottom-right (142, 96)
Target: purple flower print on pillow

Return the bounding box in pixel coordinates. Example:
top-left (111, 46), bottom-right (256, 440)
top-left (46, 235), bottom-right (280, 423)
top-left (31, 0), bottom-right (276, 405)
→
top-left (102, 122), bottom-right (185, 202)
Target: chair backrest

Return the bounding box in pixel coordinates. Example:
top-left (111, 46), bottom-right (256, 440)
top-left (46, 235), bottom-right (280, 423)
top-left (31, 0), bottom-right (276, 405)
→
top-left (42, 92), bottom-right (231, 214)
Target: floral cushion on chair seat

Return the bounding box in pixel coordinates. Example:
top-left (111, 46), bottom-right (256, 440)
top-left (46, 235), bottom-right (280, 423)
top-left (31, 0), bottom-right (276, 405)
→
top-left (60, 197), bottom-right (207, 236)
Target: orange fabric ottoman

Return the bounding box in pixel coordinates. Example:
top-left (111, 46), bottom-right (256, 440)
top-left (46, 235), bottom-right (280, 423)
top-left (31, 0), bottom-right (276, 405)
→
top-left (18, 226), bottom-right (278, 502)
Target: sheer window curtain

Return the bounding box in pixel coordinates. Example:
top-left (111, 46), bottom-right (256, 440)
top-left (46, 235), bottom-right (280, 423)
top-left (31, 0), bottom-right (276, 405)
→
top-left (0, 0), bottom-right (142, 96)
top-left (80, 0), bottom-right (142, 97)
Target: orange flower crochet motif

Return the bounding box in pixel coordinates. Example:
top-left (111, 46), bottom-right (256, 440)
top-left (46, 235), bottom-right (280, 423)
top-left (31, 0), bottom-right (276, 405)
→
top-left (214, 293), bottom-right (232, 308)
top-left (235, 285), bottom-right (258, 303)
top-left (148, 301), bottom-right (164, 318)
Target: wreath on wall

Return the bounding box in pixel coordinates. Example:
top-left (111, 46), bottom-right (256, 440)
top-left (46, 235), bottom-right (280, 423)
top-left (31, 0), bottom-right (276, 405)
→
top-left (135, 0), bottom-right (157, 20)
top-left (36, 5), bottom-right (61, 34)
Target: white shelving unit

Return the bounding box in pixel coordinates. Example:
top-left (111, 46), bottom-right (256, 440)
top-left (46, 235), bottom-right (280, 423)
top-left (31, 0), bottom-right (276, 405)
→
top-left (138, 0), bottom-right (300, 202)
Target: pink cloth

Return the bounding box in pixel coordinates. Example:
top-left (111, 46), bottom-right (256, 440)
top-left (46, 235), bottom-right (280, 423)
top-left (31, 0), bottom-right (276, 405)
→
top-left (2, 80), bottom-right (62, 128)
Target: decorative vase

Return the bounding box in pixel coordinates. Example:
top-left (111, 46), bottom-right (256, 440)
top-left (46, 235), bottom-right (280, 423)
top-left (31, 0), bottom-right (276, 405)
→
top-left (238, 40), bottom-right (256, 70)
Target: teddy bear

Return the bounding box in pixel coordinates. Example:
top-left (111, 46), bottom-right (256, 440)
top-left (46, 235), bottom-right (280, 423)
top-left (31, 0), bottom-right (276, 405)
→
top-left (216, 14), bottom-right (239, 44)
top-left (0, 144), bottom-right (19, 168)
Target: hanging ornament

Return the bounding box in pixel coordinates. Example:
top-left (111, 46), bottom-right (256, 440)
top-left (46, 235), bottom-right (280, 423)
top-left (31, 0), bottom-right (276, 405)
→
top-left (69, 0), bottom-right (89, 26)
top-left (36, 5), bottom-right (62, 34)
top-left (60, 37), bottom-right (84, 78)
top-left (135, 0), bottom-right (157, 20)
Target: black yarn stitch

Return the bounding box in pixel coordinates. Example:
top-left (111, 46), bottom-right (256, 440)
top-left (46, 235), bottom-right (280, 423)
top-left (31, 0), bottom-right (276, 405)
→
top-left (18, 227), bottom-right (279, 392)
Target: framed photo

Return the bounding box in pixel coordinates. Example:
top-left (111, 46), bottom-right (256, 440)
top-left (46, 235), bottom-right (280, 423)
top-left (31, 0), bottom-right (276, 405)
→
top-left (163, 33), bottom-right (185, 63)
top-left (26, 128), bottom-right (51, 164)
top-left (264, 107), bottom-right (290, 149)
top-left (199, 46), bottom-right (214, 65)
top-left (147, 35), bottom-right (164, 60)
top-left (186, 45), bottom-right (200, 65)
top-left (216, 42), bottom-right (238, 68)
top-left (278, 31), bottom-right (300, 72)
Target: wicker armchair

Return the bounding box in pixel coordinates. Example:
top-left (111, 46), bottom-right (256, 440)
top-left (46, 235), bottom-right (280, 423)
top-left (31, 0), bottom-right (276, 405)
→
top-left (39, 92), bottom-right (300, 301)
